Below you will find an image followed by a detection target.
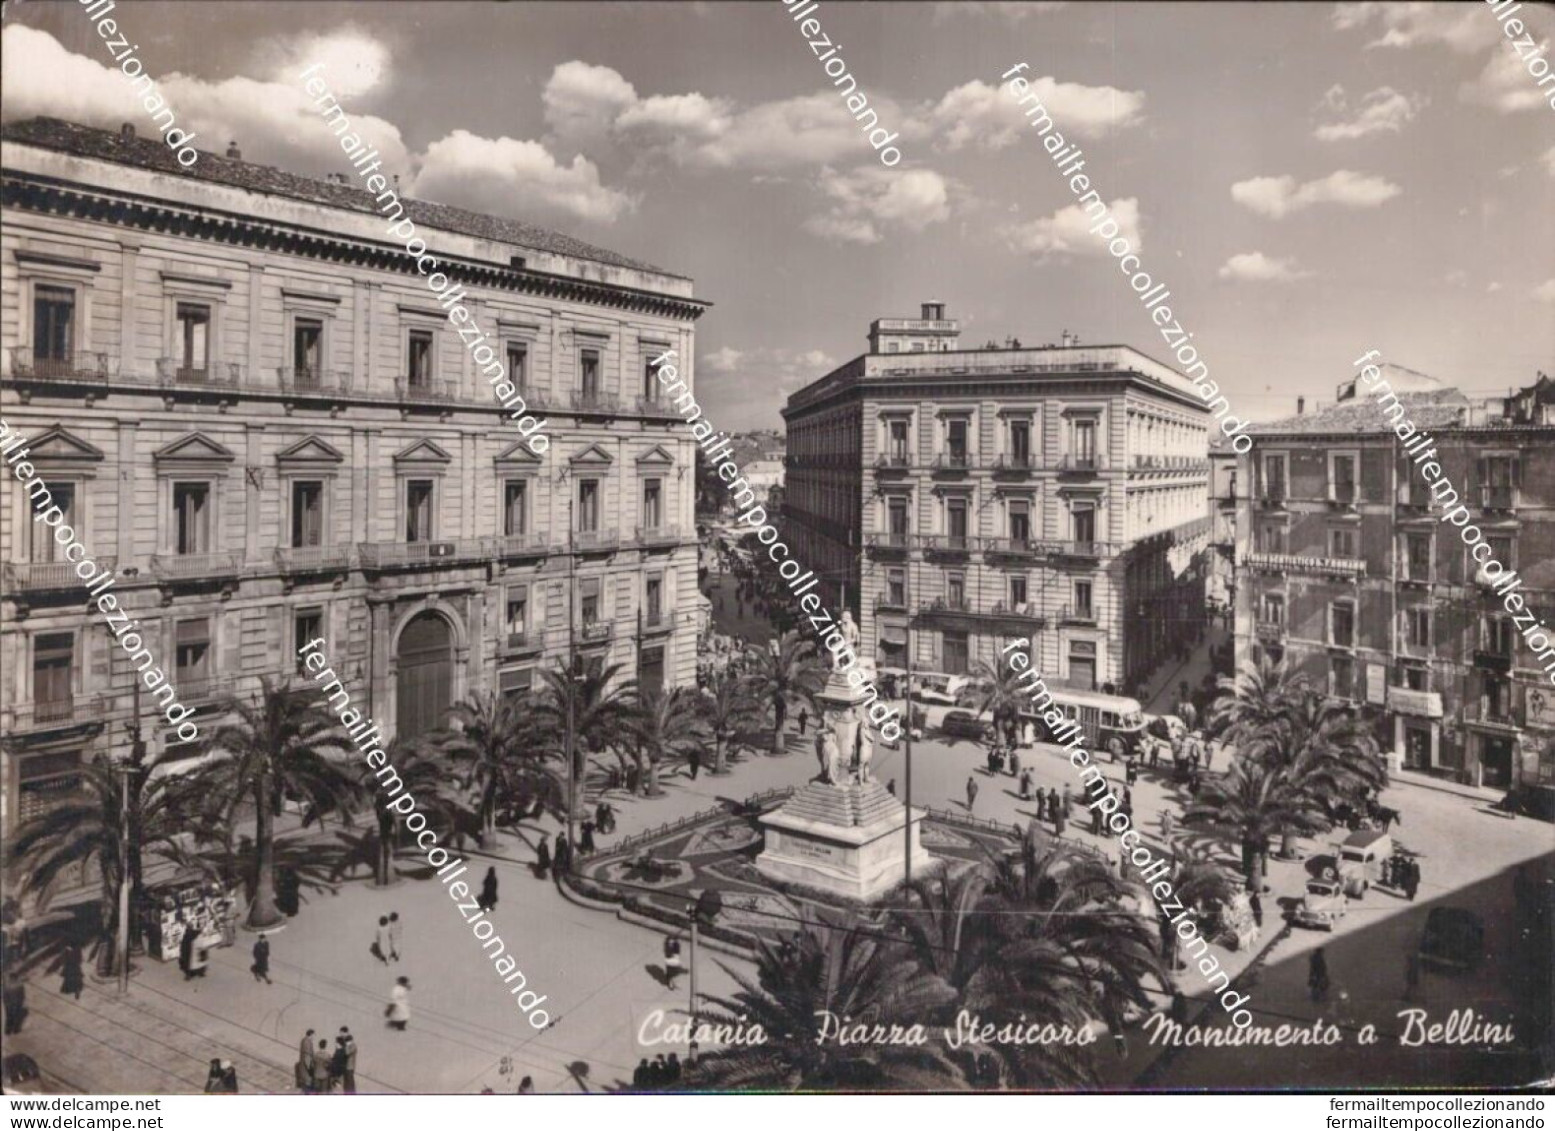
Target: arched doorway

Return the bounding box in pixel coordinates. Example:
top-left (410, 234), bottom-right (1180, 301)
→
top-left (396, 612), bottom-right (453, 740)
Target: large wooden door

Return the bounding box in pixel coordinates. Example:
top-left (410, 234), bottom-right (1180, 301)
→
top-left (396, 612), bottom-right (452, 739)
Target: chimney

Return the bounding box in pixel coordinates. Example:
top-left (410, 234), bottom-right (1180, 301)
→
top-left (226, 141), bottom-right (242, 159)
top-left (392, 174), bottom-right (401, 191)
top-left (120, 122), bottom-right (135, 144)
top-left (1297, 396), bottom-right (1305, 415)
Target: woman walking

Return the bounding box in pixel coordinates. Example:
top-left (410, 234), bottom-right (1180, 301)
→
top-left (60, 941), bottom-right (84, 1000)
top-left (387, 976), bottom-right (412, 1031)
top-left (477, 867), bottom-right (499, 914)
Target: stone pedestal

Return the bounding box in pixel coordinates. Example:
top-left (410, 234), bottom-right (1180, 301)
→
top-left (756, 779), bottom-right (934, 901)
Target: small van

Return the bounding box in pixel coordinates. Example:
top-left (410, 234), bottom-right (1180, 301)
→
top-left (1336, 828), bottom-right (1392, 898)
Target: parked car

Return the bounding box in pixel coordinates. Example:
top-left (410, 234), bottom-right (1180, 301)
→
top-left (1291, 879), bottom-right (1348, 931)
top-left (1, 1053), bottom-right (44, 1095)
top-left (1336, 829), bottom-right (1392, 898)
top-left (1418, 907), bottom-right (1485, 972)
top-left (941, 710), bottom-right (989, 740)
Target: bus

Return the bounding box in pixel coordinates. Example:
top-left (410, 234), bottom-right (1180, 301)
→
top-left (1020, 687), bottom-right (1148, 759)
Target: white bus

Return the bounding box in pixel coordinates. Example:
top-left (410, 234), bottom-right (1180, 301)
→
top-left (1020, 687), bottom-right (1148, 759)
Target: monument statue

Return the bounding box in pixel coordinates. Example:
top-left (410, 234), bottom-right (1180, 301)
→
top-left (820, 729), bottom-right (842, 785)
top-left (853, 706), bottom-right (876, 783)
top-left (838, 610), bottom-right (860, 661)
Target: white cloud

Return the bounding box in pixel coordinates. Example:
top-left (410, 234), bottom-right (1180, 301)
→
top-left (929, 76), bottom-right (1146, 151)
top-left (1534, 279), bottom-right (1555, 304)
top-left (1444, 268), bottom-right (1469, 287)
top-left (1002, 197), bottom-right (1142, 259)
top-left (702, 347), bottom-right (746, 372)
top-left (933, 2), bottom-right (1067, 21)
top-left (409, 130), bottom-right (634, 225)
top-left (1230, 170), bottom-right (1401, 218)
top-left (542, 61), bottom-right (639, 152)
top-left (803, 166), bottom-right (951, 244)
top-left (1332, 3), bottom-right (1499, 52)
top-left (1487, 281), bottom-right (1504, 293)
top-left (617, 92), bottom-right (733, 143)
top-left (691, 93), bottom-right (921, 171)
top-left (261, 28), bottom-right (390, 98)
top-left (1217, 252), bottom-right (1312, 282)
top-left (1313, 85), bottom-right (1425, 140)
top-left (0, 25), bottom-right (414, 176)
top-left (1461, 41), bottom-right (1555, 113)
top-left (1543, 146), bottom-right (1555, 177)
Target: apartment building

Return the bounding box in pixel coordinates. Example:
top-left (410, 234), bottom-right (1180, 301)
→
top-left (783, 303), bottom-right (1212, 691)
top-left (1234, 373), bottom-right (1555, 792)
top-left (0, 118), bottom-right (707, 822)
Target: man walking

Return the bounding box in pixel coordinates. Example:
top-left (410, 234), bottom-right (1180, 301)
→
top-left (336, 1028), bottom-right (358, 1094)
top-left (798, 707), bottom-right (808, 736)
top-left (1308, 948), bottom-right (1330, 1003)
top-left (965, 776), bottom-right (979, 812)
top-left (388, 912), bottom-right (403, 962)
top-left (251, 932), bottom-right (272, 984)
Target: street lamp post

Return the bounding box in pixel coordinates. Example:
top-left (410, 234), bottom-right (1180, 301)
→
top-left (114, 678), bottom-right (148, 994)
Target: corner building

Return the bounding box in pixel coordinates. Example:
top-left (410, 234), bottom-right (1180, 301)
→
top-left (783, 303), bottom-right (1212, 692)
top-left (1234, 374), bottom-right (1555, 793)
top-left (0, 118), bottom-right (707, 823)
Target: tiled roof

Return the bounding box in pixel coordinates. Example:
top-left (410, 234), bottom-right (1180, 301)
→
top-left (1248, 390), bottom-right (1471, 437)
top-left (1, 117), bottom-right (679, 279)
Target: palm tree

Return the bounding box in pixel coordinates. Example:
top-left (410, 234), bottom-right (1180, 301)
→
top-left (437, 689), bottom-right (559, 845)
top-left (1184, 757), bottom-right (1310, 887)
top-left (694, 913), bottom-right (962, 1091)
top-left (968, 658), bottom-right (1028, 748)
top-left (701, 669), bottom-right (761, 775)
top-left (630, 686), bottom-right (708, 796)
top-left (746, 630), bottom-right (827, 754)
top-left (9, 749), bottom-right (193, 972)
top-left (356, 738), bottom-right (465, 885)
top-left (198, 679), bottom-right (357, 929)
top-left (1207, 652), bottom-right (1309, 747)
top-left (532, 655), bottom-right (638, 838)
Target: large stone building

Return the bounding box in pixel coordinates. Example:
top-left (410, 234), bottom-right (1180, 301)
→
top-left (0, 118), bottom-right (707, 822)
top-left (1233, 369), bottom-right (1555, 793)
top-left (782, 303), bottom-right (1212, 692)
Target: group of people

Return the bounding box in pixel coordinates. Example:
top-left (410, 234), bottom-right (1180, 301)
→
top-left (370, 912), bottom-right (404, 965)
top-left (631, 1053), bottom-right (684, 1090)
top-left (295, 1026), bottom-right (359, 1093)
top-left (1387, 853), bottom-right (1422, 901)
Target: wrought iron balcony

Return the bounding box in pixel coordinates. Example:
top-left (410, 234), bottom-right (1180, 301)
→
top-left (988, 601), bottom-right (1043, 622)
top-left (921, 596), bottom-right (972, 616)
top-left (983, 536), bottom-right (1039, 559)
top-left (580, 619), bottom-right (613, 643)
top-left (1242, 551), bottom-right (1365, 579)
top-left (636, 524), bottom-right (682, 548)
top-left (993, 453), bottom-right (1036, 475)
top-left (1464, 701), bottom-right (1520, 729)
top-left (10, 695), bottom-right (105, 732)
top-left (394, 377), bottom-right (457, 404)
top-left (1396, 483), bottom-right (1430, 511)
top-left (1481, 485), bottom-right (1518, 512)
top-left (863, 531), bottom-right (911, 554)
top-left (1058, 603), bottom-right (1097, 624)
top-left (1258, 488), bottom-right (1287, 508)
top-left (572, 528), bottom-right (620, 553)
top-left (570, 390), bottom-right (621, 415)
top-left (1328, 487), bottom-right (1359, 510)
top-left (356, 539), bottom-right (490, 569)
top-left (875, 453), bottom-right (913, 472)
top-left (1049, 540), bottom-right (1105, 560)
top-left (8, 347), bottom-right (113, 381)
top-left (1472, 648), bottom-right (1513, 673)
top-left (490, 532), bottom-right (551, 560)
top-left (932, 451), bottom-right (974, 473)
top-left (502, 630), bottom-right (542, 654)
top-left (155, 358), bottom-right (243, 389)
top-left (277, 367), bottom-right (350, 394)
top-left (178, 675), bottom-right (236, 706)
top-left (875, 593), bottom-right (910, 613)
top-left (149, 551), bottom-right (243, 583)
top-left (1058, 454), bottom-right (1102, 474)
top-left (1254, 619), bottom-right (1285, 642)
top-left (641, 609), bottom-right (673, 634)
top-left (916, 534), bottom-right (973, 557)
top-left (634, 395), bottom-right (680, 420)
top-left (273, 545), bottom-right (352, 573)
top-left (4, 557), bottom-right (116, 593)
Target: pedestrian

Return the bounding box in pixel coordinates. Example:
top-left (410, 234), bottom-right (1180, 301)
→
top-left (1010, 750), bottom-right (1021, 778)
top-left (2, 973), bottom-right (26, 1035)
top-left (1179, 700), bottom-right (1198, 730)
top-left (1308, 948), bottom-right (1330, 1003)
top-left (251, 932), bottom-right (272, 984)
top-left (326, 1036), bottom-right (347, 1094)
top-left (535, 836), bottom-right (552, 879)
top-left (966, 776), bottom-right (979, 812)
top-left (554, 832), bottom-right (572, 876)
top-left (1404, 859), bottom-right (1420, 902)
top-left (337, 1027), bottom-right (358, 1094)
top-left (477, 866), bottom-right (499, 914)
top-left (60, 941), bottom-right (84, 1000)
top-left (518, 1076), bottom-right (535, 1094)
top-left (1404, 953), bottom-right (1421, 1002)
top-left (689, 748), bottom-right (701, 780)
top-left (798, 707), bottom-right (808, 736)
top-left (1022, 770), bottom-right (1035, 803)
top-left (1091, 804), bottom-right (1104, 836)
top-left (179, 918), bottom-right (196, 980)
top-left (388, 911), bottom-right (402, 961)
top-left (1149, 738), bottom-right (1161, 770)
top-left (664, 935), bottom-right (684, 990)
top-left (371, 916), bottom-right (390, 964)
top-left (386, 975), bottom-right (411, 1031)
top-left (633, 1059), bottom-right (651, 1089)
top-left (1249, 890), bottom-right (1263, 929)
top-left (886, 778), bottom-right (896, 796)
top-left (189, 933), bottom-right (210, 979)
top-left (296, 1028), bottom-right (317, 1092)
top-left (1203, 737), bottom-right (1215, 773)
top-left (311, 1039), bottom-right (332, 1093)
top-left (1060, 785), bottom-right (1071, 816)
top-left (666, 1052), bottom-right (682, 1084)
top-left (204, 1057), bottom-right (238, 1094)
top-left (1053, 802), bottom-right (1066, 837)
top-left (580, 820), bottom-right (597, 855)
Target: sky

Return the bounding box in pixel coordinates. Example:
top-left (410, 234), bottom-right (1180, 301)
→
top-left (3, 0), bottom-right (1552, 432)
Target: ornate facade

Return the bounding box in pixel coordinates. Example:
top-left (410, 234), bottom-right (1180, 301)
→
top-left (0, 118), bottom-right (707, 822)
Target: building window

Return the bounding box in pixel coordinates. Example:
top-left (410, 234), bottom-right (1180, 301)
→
top-left (175, 618), bottom-right (211, 687)
top-left (1073, 419), bottom-right (1097, 467)
top-left (577, 479), bottom-right (600, 533)
top-left (176, 302), bottom-right (211, 378)
top-left (1256, 522), bottom-right (1287, 554)
top-left (507, 344), bottom-right (528, 390)
top-left (1484, 674), bottom-right (1512, 721)
top-left (294, 609), bottom-right (323, 673)
top-left (407, 329), bottom-right (434, 388)
top-left (1074, 579), bottom-right (1093, 619)
top-left (943, 631), bottom-right (969, 675)
top-left (33, 285), bottom-right (76, 366)
top-left (293, 318), bottom-right (323, 380)
top-left (946, 572), bottom-right (966, 609)
top-left (1331, 655), bottom-right (1354, 700)
top-left (643, 478), bottom-right (662, 530)
top-left (1406, 607), bottom-right (1430, 648)
top-left (173, 482), bottom-right (211, 555)
top-left (643, 355), bottom-right (661, 401)
top-left (291, 480), bottom-right (324, 548)
top-left (1485, 616), bottom-right (1515, 657)
top-left (1009, 575), bottom-right (1028, 609)
top-left (885, 568), bottom-right (906, 607)
top-left (30, 483), bottom-right (75, 562)
top-left (1072, 504), bottom-right (1096, 546)
top-left (499, 666), bottom-right (533, 706)
top-left (33, 632), bottom-right (73, 716)
top-left (1068, 640), bottom-right (1097, 691)
top-left (506, 588), bottom-right (528, 643)
top-left (1485, 534), bottom-right (1514, 569)
top-left (1261, 454), bottom-right (1287, 502)
top-left (1404, 533), bottom-right (1432, 581)
top-left (645, 575), bottom-right (663, 623)
top-left (405, 479), bottom-right (434, 543)
top-left (504, 480), bottom-right (528, 536)
top-left (1329, 453), bottom-right (1357, 505)
top-left (1329, 527), bottom-right (1357, 559)
top-left (888, 419), bottom-right (909, 461)
top-left (886, 342), bottom-right (899, 354)
top-left (946, 418), bottom-right (969, 462)
top-left (1481, 456), bottom-right (1518, 509)
top-left (1008, 499), bottom-right (1031, 543)
top-left (579, 348), bottom-right (601, 398)
top-left (887, 497), bottom-right (910, 536)
top-left (1401, 663), bottom-right (1428, 692)
top-left (1009, 419), bottom-right (1031, 466)
top-left (580, 577), bottom-right (601, 627)
top-left (1262, 593), bottom-right (1285, 626)
top-left (1331, 601), bottom-right (1355, 648)
top-left (946, 498), bottom-right (968, 546)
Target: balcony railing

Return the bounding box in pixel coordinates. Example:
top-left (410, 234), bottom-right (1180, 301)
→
top-left (572, 528), bottom-right (620, 553)
top-left (1242, 551), bottom-right (1366, 579)
top-left (932, 451), bottom-right (974, 472)
top-left (491, 532), bottom-right (551, 559)
top-left (9, 347), bottom-right (113, 381)
top-left (921, 596), bottom-right (972, 615)
top-left (580, 619), bottom-right (613, 643)
top-left (636, 524), bottom-right (682, 548)
top-left (357, 539), bottom-right (490, 569)
top-left (1259, 488), bottom-right (1287, 508)
top-left (503, 630), bottom-right (541, 653)
top-left (875, 453), bottom-right (913, 471)
top-left (864, 531), bottom-right (911, 553)
top-left (1481, 485), bottom-right (1518, 511)
top-left (1472, 648), bottom-right (1514, 673)
top-left (989, 601), bottom-right (1043, 621)
top-left (4, 557), bottom-right (117, 593)
top-left (149, 551), bottom-right (243, 582)
top-left (983, 536), bottom-right (1039, 558)
top-left (875, 593), bottom-right (909, 613)
top-left (1328, 487), bottom-right (1359, 509)
top-left (156, 358), bottom-right (242, 389)
top-left (641, 609), bottom-right (672, 633)
top-left (635, 395), bottom-right (680, 419)
top-left (1255, 619), bottom-right (1285, 642)
top-left (1049, 540), bottom-right (1104, 559)
top-left (570, 390), bottom-right (621, 414)
top-left (993, 453), bottom-right (1036, 474)
top-left (916, 534), bottom-right (972, 555)
top-left (10, 695), bottom-right (104, 731)
top-left (178, 675), bottom-right (236, 706)
top-left (1058, 603), bottom-right (1097, 623)
top-left (1465, 701), bottom-right (1520, 728)
top-left (1397, 483), bottom-right (1430, 511)
top-left (394, 377), bottom-right (456, 404)
top-left (1058, 454), bottom-right (1101, 473)
top-left (273, 545), bottom-right (351, 573)
top-left (277, 367), bottom-right (350, 394)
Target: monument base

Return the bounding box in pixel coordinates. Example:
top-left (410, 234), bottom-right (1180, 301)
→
top-left (756, 779), bottom-right (935, 902)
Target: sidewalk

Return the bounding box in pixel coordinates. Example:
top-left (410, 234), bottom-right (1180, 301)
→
top-left (1136, 625), bottom-right (1227, 716)
top-left (1387, 765), bottom-right (1504, 806)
